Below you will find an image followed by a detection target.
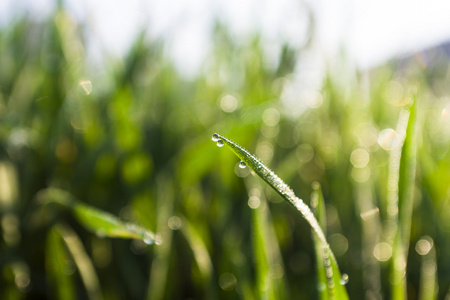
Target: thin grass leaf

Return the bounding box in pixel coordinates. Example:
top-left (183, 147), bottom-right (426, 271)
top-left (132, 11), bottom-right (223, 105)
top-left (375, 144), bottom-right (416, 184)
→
top-left (398, 98), bottom-right (418, 250)
top-left (252, 197), bottom-right (273, 299)
top-left (147, 176), bottom-right (175, 300)
top-left (213, 133), bottom-right (349, 300)
top-left (54, 223), bottom-right (103, 300)
top-left (311, 182), bottom-right (331, 300)
top-left (38, 188), bottom-right (161, 245)
top-left (180, 219), bottom-right (217, 299)
top-left (46, 228), bottom-right (76, 300)
top-left (247, 179), bottom-right (288, 299)
top-left (390, 98), bottom-right (418, 300)
top-left (417, 236), bottom-right (437, 300)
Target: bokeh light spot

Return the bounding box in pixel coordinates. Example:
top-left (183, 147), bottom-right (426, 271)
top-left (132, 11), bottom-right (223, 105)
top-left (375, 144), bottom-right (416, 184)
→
top-left (219, 272), bottom-right (237, 291)
top-left (373, 242), bottom-right (392, 261)
top-left (219, 94), bottom-right (238, 112)
top-left (296, 144), bottom-right (314, 163)
top-left (350, 148), bottom-right (370, 168)
top-left (256, 141), bottom-right (274, 162)
top-left (383, 80), bottom-right (408, 106)
top-left (378, 128), bottom-right (399, 150)
top-left (248, 196), bottom-right (261, 209)
top-left (168, 216), bottom-right (183, 230)
top-left (442, 102), bottom-right (450, 119)
top-left (351, 166), bottom-right (371, 183)
top-left (269, 263), bottom-right (284, 279)
top-left (415, 236), bottom-right (433, 256)
top-left (262, 108), bottom-right (280, 126)
top-left (305, 90), bottom-right (323, 108)
top-left (329, 233), bottom-right (349, 256)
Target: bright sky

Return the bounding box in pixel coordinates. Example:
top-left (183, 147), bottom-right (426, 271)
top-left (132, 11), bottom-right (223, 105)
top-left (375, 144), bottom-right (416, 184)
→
top-left (3, 0), bottom-right (450, 75)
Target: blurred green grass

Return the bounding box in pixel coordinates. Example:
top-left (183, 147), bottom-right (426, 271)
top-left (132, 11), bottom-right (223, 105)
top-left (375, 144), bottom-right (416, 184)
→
top-left (1, 5), bottom-right (450, 300)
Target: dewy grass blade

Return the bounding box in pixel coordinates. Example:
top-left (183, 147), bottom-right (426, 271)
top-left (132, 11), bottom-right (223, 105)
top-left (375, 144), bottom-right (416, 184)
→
top-left (38, 188), bottom-right (162, 245)
top-left (214, 133), bottom-right (349, 299)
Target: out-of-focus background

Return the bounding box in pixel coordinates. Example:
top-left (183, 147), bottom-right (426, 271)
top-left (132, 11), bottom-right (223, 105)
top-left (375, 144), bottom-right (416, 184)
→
top-left (1, 0), bottom-right (450, 299)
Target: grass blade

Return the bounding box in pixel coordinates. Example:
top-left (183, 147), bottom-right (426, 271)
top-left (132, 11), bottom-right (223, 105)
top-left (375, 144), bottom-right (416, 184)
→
top-left (390, 98), bottom-right (418, 299)
top-left (213, 133), bottom-right (349, 299)
top-left (147, 176), bottom-right (176, 300)
top-left (180, 219), bottom-right (217, 299)
top-left (46, 228), bottom-right (76, 300)
top-left (416, 236), bottom-right (437, 300)
top-left (38, 188), bottom-right (161, 245)
top-left (397, 99), bottom-right (418, 250)
top-left (247, 179), bottom-right (288, 299)
top-left (54, 223), bottom-right (103, 300)
top-left (251, 197), bottom-right (273, 299)
top-left (311, 182), bottom-right (330, 299)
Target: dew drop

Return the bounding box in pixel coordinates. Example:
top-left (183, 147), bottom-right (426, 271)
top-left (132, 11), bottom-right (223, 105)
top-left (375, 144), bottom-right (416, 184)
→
top-left (143, 237), bottom-right (154, 245)
top-left (239, 160), bottom-right (246, 169)
top-left (216, 139), bottom-right (224, 147)
top-left (212, 133), bottom-right (220, 142)
top-left (340, 273), bottom-right (349, 285)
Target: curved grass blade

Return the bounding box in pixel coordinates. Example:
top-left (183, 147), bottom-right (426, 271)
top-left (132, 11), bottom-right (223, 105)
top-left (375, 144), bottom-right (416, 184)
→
top-left (213, 133), bottom-right (349, 299)
top-left (38, 188), bottom-right (161, 245)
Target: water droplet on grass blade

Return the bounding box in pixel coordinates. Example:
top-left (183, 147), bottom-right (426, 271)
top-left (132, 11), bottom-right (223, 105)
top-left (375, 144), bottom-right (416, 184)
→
top-left (143, 236), bottom-right (154, 245)
top-left (212, 133), bottom-right (220, 142)
top-left (340, 273), bottom-right (349, 285)
top-left (239, 160), bottom-right (246, 168)
top-left (216, 139), bottom-right (224, 147)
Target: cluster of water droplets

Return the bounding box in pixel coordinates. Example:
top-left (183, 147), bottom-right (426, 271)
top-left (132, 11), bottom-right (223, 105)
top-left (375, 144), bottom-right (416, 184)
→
top-left (211, 132), bottom-right (349, 290)
top-left (212, 133), bottom-right (224, 147)
top-left (212, 133), bottom-right (247, 169)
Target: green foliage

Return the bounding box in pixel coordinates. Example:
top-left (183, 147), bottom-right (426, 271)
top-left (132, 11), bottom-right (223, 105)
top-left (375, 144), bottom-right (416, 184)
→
top-left (1, 5), bottom-right (449, 300)
top-left (214, 133), bottom-right (348, 299)
top-left (39, 188), bottom-right (160, 245)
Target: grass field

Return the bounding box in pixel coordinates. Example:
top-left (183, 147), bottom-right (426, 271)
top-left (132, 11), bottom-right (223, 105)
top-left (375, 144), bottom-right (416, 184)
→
top-left (1, 6), bottom-right (449, 300)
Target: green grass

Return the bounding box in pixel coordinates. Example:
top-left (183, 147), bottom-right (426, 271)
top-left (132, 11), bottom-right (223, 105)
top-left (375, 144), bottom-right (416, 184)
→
top-left (214, 133), bottom-right (349, 299)
top-left (1, 6), bottom-right (449, 300)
